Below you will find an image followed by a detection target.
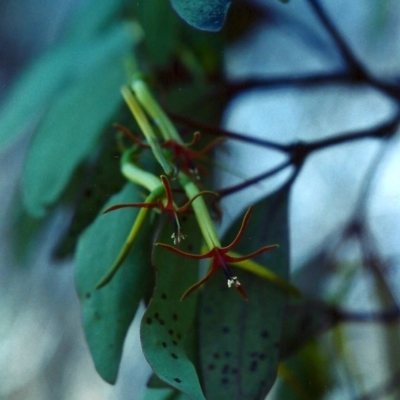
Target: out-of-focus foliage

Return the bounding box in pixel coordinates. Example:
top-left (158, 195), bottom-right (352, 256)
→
top-left (1, 0), bottom-right (400, 399)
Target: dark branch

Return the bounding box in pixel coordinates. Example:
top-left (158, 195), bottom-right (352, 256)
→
top-left (222, 71), bottom-right (355, 99)
top-left (303, 111), bottom-right (400, 153)
top-left (217, 160), bottom-right (292, 198)
top-left (308, 0), bottom-right (366, 77)
top-left (170, 113), bottom-right (288, 152)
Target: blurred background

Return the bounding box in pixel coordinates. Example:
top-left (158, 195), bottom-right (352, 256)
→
top-left (1, 0), bottom-right (400, 399)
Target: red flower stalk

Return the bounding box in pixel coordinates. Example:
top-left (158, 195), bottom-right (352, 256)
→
top-left (104, 175), bottom-right (217, 244)
top-left (156, 206), bottom-right (278, 300)
top-left (114, 124), bottom-right (223, 179)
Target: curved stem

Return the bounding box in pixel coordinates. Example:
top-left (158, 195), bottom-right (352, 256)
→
top-left (178, 172), bottom-right (221, 249)
top-left (132, 79), bottom-right (183, 144)
top-left (121, 86), bottom-right (174, 175)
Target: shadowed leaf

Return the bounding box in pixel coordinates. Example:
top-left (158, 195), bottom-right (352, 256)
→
top-left (199, 183), bottom-right (290, 399)
top-left (21, 25), bottom-right (133, 217)
top-left (55, 136), bottom-right (126, 258)
top-left (140, 214), bottom-right (206, 400)
top-left (75, 183), bottom-right (153, 383)
top-left (0, 1), bottom-right (126, 152)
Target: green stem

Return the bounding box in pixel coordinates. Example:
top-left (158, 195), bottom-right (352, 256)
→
top-left (178, 173), bottom-right (221, 250)
top-left (131, 79), bottom-right (183, 144)
top-left (121, 86), bottom-right (174, 175)
top-left (96, 184), bottom-right (165, 289)
top-left (121, 149), bottom-right (162, 192)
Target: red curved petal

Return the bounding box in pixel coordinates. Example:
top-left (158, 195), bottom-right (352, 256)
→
top-left (221, 206), bottom-right (253, 251)
top-left (224, 244), bottom-right (279, 262)
top-left (180, 268), bottom-right (216, 301)
top-left (155, 242), bottom-right (215, 260)
top-left (103, 202), bottom-right (159, 214)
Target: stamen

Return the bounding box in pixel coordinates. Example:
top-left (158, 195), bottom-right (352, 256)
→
top-left (227, 276), bottom-right (240, 288)
top-left (171, 212), bottom-right (185, 244)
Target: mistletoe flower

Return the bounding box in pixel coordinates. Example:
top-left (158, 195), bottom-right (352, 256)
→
top-left (114, 124), bottom-right (223, 179)
top-left (161, 131), bottom-right (224, 180)
top-left (96, 175), bottom-right (217, 289)
top-left (156, 206), bottom-right (278, 300)
top-left (104, 175), bottom-right (215, 245)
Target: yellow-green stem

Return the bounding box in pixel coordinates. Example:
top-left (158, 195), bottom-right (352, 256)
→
top-left (96, 184), bottom-right (165, 289)
top-left (178, 173), bottom-right (221, 250)
top-left (132, 79), bottom-right (183, 144)
top-left (121, 86), bottom-right (174, 175)
top-left (121, 150), bottom-right (161, 192)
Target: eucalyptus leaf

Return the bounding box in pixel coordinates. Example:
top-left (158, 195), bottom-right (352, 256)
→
top-left (21, 25), bottom-right (133, 217)
top-left (64, 0), bottom-right (125, 44)
top-left (199, 183), bottom-right (290, 399)
top-left (55, 136), bottom-right (126, 258)
top-left (75, 182), bottom-right (153, 384)
top-left (0, 11), bottom-right (131, 153)
top-left (170, 0), bottom-right (232, 31)
top-left (140, 214), bottom-right (206, 400)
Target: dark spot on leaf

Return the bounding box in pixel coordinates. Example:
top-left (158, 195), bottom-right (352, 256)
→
top-left (168, 329), bottom-right (174, 335)
top-left (204, 306), bottom-right (213, 314)
top-left (172, 313), bottom-right (178, 321)
top-left (146, 318), bottom-right (152, 325)
top-left (84, 188), bottom-right (92, 198)
top-left (158, 319), bottom-right (165, 325)
top-left (261, 379), bottom-right (267, 387)
top-left (161, 293), bottom-right (167, 300)
top-left (224, 351), bottom-right (231, 358)
top-left (261, 330), bottom-right (269, 339)
top-left (181, 216), bottom-right (188, 222)
top-left (174, 378), bottom-right (182, 383)
top-left (154, 312), bottom-right (160, 319)
top-left (208, 364), bottom-right (215, 371)
top-left (177, 333), bottom-right (182, 340)
top-left (172, 340), bottom-right (177, 346)
top-left (213, 352), bottom-right (220, 359)
top-left (171, 353), bottom-right (178, 360)
top-left (250, 361), bottom-right (258, 372)
top-left (85, 292), bottom-right (91, 299)
top-left (259, 353), bottom-right (266, 360)
top-left (94, 312), bottom-right (101, 320)
top-left (221, 377), bottom-right (229, 385)
top-left (231, 368), bottom-right (238, 375)
top-left (187, 244), bottom-right (193, 251)
top-left (162, 342), bottom-right (167, 348)
top-left (250, 351), bottom-right (258, 358)
top-left (221, 364), bottom-right (229, 374)
top-left (222, 326), bottom-right (230, 334)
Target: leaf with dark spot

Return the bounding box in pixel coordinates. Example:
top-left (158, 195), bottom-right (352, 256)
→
top-left (140, 214), bottom-right (206, 399)
top-left (75, 183), bottom-right (153, 383)
top-left (199, 183), bottom-right (291, 399)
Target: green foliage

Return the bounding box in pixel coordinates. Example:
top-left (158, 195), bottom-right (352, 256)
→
top-left (199, 184), bottom-right (290, 399)
top-left (2, 0), bottom-right (365, 398)
top-left (21, 34), bottom-right (129, 217)
top-left (55, 136), bottom-right (126, 258)
top-left (140, 214), bottom-right (206, 399)
top-left (170, 0), bottom-right (232, 31)
top-left (0, 0), bottom-right (128, 153)
top-left (75, 183), bottom-right (153, 383)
